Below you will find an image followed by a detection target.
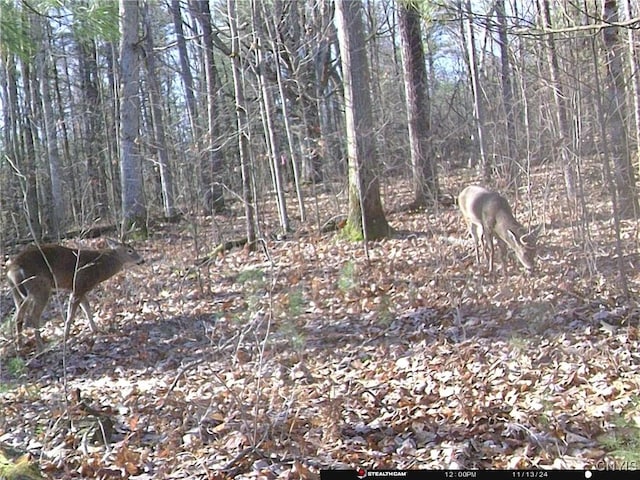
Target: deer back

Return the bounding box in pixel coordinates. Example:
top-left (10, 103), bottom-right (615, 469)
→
top-left (7, 242), bottom-right (144, 296)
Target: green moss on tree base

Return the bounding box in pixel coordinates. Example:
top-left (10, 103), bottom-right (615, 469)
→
top-left (340, 217), bottom-right (392, 241)
top-left (340, 220), bottom-right (364, 241)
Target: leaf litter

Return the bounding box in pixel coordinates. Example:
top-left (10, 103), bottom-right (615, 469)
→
top-left (1, 170), bottom-right (640, 478)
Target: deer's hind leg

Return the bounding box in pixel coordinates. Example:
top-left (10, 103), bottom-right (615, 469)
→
top-left (11, 278), bottom-right (51, 350)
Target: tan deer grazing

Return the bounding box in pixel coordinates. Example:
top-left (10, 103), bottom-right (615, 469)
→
top-left (6, 239), bottom-right (144, 349)
top-left (458, 185), bottom-right (537, 273)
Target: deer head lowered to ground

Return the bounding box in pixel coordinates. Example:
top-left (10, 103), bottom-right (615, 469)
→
top-left (6, 239), bottom-right (144, 349)
top-left (458, 185), bottom-right (538, 273)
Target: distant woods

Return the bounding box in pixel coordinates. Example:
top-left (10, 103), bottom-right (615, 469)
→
top-left (1, 0), bottom-right (639, 244)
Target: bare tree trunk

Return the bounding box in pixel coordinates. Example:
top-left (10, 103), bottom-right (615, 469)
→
top-left (2, 55), bottom-right (21, 166)
top-left (35, 15), bottom-right (64, 235)
top-left (623, 0), bottom-right (640, 174)
top-left (460, 0), bottom-right (489, 180)
top-left (142, 1), bottom-right (176, 220)
top-left (170, 0), bottom-right (199, 140)
top-left (590, 30), bottom-right (630, 298)
top-left (602, 0), bottom-right (638, 218)
top-left (251, 2), bottom-right (289, 233)
top-left (19, 57), bottom-right (43, 240)
top-left (228, 0), bottom-right (256, 246)
top-left (119, 0), bottom-right (147, 235)
top-left (191, 0), bottom-right (225, 214)
top-left (537, 0), bottom-right (577, 205)
top-left (78, 37), bottom-right (110, 220)
top-left (1, 55), bottom-right (21, 235)
top-left (50, 42), bottom-right (73, 213)
top-left (104, 42), bottom-right (121, 218)
top-left (266, 8), bottom-right (306, 222)
top-left (313, 0), bottom-right (338, 177)
top-left (397, 0), bottom-right (438, 208)
top-left (335, 0), bottom-right (390, 241)
top-left (495, 0), bottom-right (519, 189)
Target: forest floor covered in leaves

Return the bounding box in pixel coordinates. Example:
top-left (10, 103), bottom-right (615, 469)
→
top-left (1, 167), bottom-right (640, 479)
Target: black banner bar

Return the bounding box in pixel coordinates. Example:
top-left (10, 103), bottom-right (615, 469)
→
top-left (319, 470), bottom-right (635, 480)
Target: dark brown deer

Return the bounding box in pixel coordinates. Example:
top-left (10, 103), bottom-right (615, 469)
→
top-left (6, 239), bottom-right (144, 348)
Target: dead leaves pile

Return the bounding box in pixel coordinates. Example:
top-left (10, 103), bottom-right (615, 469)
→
top-left (1, 176), bottom-right (640, 478)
